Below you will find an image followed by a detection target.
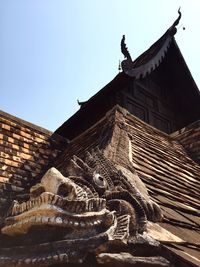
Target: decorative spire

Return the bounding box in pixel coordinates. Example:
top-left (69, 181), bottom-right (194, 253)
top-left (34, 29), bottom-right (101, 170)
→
top-left (169, 8), bottom-right (182, 35)
top-left (172, 7), bottom-right (182, 28)
top-left (121, 35), bottom-right (132, 61)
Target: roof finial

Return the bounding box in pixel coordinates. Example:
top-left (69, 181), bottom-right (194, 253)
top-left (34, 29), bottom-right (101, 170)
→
top-left (169, 7), bottom-right (182, 35)
top-left (121, 35), bottom-right (132, 61)
top-left (172, 7), bottom-right (182, 28)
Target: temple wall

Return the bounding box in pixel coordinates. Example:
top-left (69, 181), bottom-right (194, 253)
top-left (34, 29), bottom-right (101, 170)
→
top-left (0, 110), bottom-right (62, 191)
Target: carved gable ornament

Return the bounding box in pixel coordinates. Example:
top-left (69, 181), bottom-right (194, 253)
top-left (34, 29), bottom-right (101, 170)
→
top-left (0, 149), bottom-right (163, 266)
top-left (121, 9), bottom-right (182, 79)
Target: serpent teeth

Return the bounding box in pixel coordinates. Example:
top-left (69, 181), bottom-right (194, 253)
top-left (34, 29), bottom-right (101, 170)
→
top-left (37, 196), bottom-right (41, 205)
top-left (36, 216), bottom-right (42, 223)
top-left (24, 258), bottom-right (32, 264)
top-left (30, 199), bottom-right (35, 207)
top-left (80, 221), bottom-right (85, 227)
top-left (32, 258), bottom-right (37, 263)
top-left (26, 201), bottom-right (30, 210)
top-left (63, 218), bottom-right (68, 224)
top-left (51, 195), bottom-right (58, 205)
top-left (19, 205), bottom-right (23, 213)
top-left (50, 217), bottom-right (55, 223)
top-left (42, 217), bottom-right (49, 223)
top-left (48, 193), bottom-right (53, 202)
top-left (23, 202), bottom-right (27, 211)
top-left (11, 207), bottom-right (15, 216)
top-left (85, 221), bottom-right (91, 227)
top-left (74, 221), bottom-right (79, 226)
top-left (46, 255), bottom-right (52, 260)
top-left (55, 217), bottom-right (62, 224)
top-left (43, 195), bottom-right (48, 203)
top-left (53, 254), bottom-right (59, 261)
top-left (59, 253), bottom-right (68, 262)
top-left (93, 220), bottom-right (101, 226)
top-left (88, 200), bottom-right (93, 211)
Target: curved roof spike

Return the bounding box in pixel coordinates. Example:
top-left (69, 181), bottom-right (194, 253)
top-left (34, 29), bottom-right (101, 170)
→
top-left (77, 99), bottom-right (87, 107)
top-left (173, 7), bottom-right (182, 28)
top-left (169, 7), bottom-right (182, 35)
top-left (121, 35), bottom-right (132, 61)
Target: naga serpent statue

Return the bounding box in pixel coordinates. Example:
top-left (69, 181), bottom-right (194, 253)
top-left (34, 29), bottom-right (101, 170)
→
top-left (0, 149), bottom-right (163, 266)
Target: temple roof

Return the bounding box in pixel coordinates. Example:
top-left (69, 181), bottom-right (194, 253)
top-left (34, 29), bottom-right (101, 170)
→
top-left (53, 105), bottom-right (200, 265)
top-left (55, 10), bottom-right (200, 140)
top-left (0, 10), bottom-right (200, 266)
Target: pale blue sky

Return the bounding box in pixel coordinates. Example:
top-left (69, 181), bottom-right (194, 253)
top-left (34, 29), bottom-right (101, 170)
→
top-left (1, 0), bottom-right (200, 131)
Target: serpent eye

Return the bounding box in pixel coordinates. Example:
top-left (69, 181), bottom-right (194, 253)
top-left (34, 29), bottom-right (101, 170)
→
top-left (93, 172), bottom-right (107, 188)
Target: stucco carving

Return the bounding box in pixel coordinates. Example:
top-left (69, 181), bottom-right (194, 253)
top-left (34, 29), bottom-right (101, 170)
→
top-left (0, 149), bottom-right (162, 266)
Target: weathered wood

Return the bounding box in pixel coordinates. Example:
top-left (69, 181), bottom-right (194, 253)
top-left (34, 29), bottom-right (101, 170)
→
top-left (97, 253), bottom-right (171, 266)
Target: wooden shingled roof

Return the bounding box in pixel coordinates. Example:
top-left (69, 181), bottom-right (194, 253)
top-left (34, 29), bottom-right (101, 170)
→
top-left (51, 105), bottom-right (200, 266)
top-left (171, 120), bottom-right (200, 164)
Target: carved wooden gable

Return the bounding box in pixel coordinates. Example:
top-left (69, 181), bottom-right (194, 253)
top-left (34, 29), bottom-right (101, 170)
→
top-left (56, 10), bottom-right (200, 141)
top-left (120, 10), bottom-right (200, 134)
top-left (120, 75), bottom-right (175, 134)
top-left (119, 68), bottom-right (189, 134)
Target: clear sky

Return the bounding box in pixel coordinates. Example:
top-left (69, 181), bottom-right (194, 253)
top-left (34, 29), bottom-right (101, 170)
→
top-left (1, 0), bottom-right (200, 131)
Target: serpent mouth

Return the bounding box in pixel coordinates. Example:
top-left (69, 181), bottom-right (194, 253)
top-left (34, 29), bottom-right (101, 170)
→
top-left (2, 192), bottom-right (114, 238)
top-left (0, 191), bottom-right (119, 266)
top-left (0, 164), bottom-right (132, 266)
top-left (0, 192), bottom-right (130, 267)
